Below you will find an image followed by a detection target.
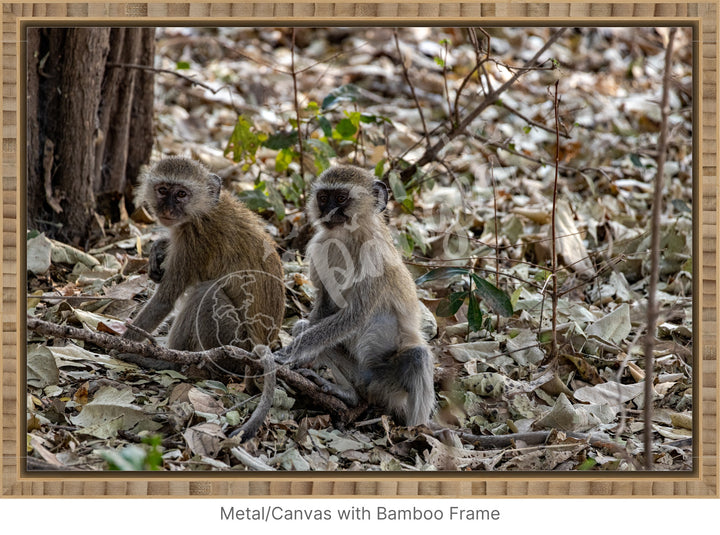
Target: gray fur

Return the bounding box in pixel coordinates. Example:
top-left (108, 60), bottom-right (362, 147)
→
top-left (284, 165), bottom-right (435, 426)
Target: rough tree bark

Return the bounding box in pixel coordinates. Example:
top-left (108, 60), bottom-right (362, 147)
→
top-left (27, 27), bottom-right (155, 247)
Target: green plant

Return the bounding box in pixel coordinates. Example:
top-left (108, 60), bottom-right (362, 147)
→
top-left (416, 267), bottom-right (513, 333)
top-left (223, 84), bottom-right (393, 210)
top-left (100, 435), bottom-right (164, 471)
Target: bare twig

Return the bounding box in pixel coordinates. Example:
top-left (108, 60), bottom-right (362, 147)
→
top-left (106, 62), bottom-right (221, 94)
top-left (490, 160), bottom-right (501, 329)
top-left (644, 27), bottom-right (677, 471)
top-left (394, 30), bottom-right (430, 141)
top-left (454, 28), bottom-right (491, 126)
top-left (290, 29), bottom-right (306, 200)
top-left (499, 100), bottom-right (572, 139)
top-left (393, 27), bottom-right (567, 182)
top-left (551, 80), bottom-right (560, 359)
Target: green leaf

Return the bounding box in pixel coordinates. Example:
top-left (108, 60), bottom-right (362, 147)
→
top-left (224, 116), bottom-right (261, 164)
top-left (523, 125), bottom-right (532, 134)
top-left (397, 232), bottom-right (414, 258)
top-left (279, 171), bottom-right (305, 206)
top-left (321, 84), bottom-right (360, 110)
top-left (263, 130), bottom-right (298, 150)
top-left (374, 159), bottom-right (386, 178)
top-left (388, 172), bottom-right (407, 200)
top-left (141, 435), bottom-right (163, 471)
top-left (275, 147), bottom-right (296, 173)
top-left (306, 138), bottom-right (336, 172)
top-left (471, 274), bottom-right (514, 317)
top-left (317, 115), bottom-right (333, 138)
top-left (435, 291), bottom-right (468, 317)
top-left (238, 184), bottom-right (272, 211)
top-left (267, 184), bottom-right (286, 220)
top-left (434, 57), bottom-right (445, 68)
top-left (630, 153), bottom-right (643, 167)
top-left (345, 110), bottom-right (362, 127)
top-left (467, 293), bottom-right (484, 332)
top-left (415, 266), bottom-right (470, 285)
top-left (576, 458), bottom-right (598, 471)
top-left (400, 197), bottom-right (414, 213)
top-left (334, 118), bottom-right (358, 139)
top-left (176, 61), bottom-right (191, 70)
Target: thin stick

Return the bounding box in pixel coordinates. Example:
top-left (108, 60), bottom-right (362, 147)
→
top-left (290, 29), bottom-right (306, 202)
top-left (643, 27), bottom-right (678, 471)
top-left (396, 27), bottom-right (567, 182)
top-left (393, 30), bottom-right (430, 141)
top-left (551, 80), bottom-right (560, 359)
top-left (106, 62), bottom-right (221, 94)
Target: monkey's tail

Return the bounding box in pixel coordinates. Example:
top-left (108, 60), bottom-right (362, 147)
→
top-left (229, 345), bottom-right (276, 441)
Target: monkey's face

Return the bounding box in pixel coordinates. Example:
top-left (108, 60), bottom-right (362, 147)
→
top-left (152, 183), bottom-right (193, 227)
top-left (309, 166), bottom-right (389, 231)
top-left (314, 188), bottom-right (352, 229)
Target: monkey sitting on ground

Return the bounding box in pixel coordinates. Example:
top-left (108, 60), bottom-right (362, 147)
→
top-left (123, 157), bottom-right (285, 439)
top-left (125, 156), bottom-right (285, 351)
top-left (277, 166), bottom-right (435, 426)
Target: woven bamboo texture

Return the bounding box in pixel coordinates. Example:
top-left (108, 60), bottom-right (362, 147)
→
top-left (1, 1), bottom-right (717, 497)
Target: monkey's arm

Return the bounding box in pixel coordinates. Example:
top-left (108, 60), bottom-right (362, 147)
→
top-left (284, 299), bottom-right (369, 366)
top-left (148, 237), bottom-right (169, 283)
top-left (124, 266), bottom-right (189, 341)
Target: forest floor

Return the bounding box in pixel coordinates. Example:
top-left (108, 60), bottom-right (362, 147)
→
top-left (27, 26), bottom-right (693, 471)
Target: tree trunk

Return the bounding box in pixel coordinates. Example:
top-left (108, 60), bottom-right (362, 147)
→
top-left (27, 27), bottom-right (155, 247)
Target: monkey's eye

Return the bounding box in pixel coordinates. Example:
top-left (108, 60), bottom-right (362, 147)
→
top-left (176, 190), bottom-right (188, 199)
top-left (157, 186), bottom-right (168, 195)
top-left (335, 194), bottom-right (348, 204)
top-left (317, 192), bottom-right (329, 204)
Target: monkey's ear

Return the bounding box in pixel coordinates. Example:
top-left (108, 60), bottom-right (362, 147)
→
top-left (208, 174), bottom-right (222, 203)
top-left (372, 181), bottom-right (389, 213)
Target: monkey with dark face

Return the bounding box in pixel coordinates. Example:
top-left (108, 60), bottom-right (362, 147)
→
top-left (279, 166), bottom-right (435, 426)
top-left (125, 156), bottom-right (285, 354)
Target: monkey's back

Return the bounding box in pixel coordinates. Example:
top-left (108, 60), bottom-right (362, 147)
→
top-left (170, 191), bottom-right (285, 347)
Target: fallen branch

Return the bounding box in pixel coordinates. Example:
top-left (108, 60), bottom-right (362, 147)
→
top-left (27, 316), bottom-right (353, 422)
top-left (454, 429), bottom-right (629, 456)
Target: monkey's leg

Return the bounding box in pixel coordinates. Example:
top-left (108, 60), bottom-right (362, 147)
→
top-left (364, 346), bottom-right (435, 426)
top-left (168, 281), bottom-right (246, 351)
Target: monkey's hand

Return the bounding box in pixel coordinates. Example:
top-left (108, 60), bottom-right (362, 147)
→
top-left (296, 368), bottom-right (359, 407)
top-left (273, 319), bottom-right (315, 365)
top-left (273, 344), bottom-right (314, 367)
top-left (148, 237), bottom-right (169, 283)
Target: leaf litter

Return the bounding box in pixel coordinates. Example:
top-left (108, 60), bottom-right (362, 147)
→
top-left (27, 27), bottom-right (693, 471)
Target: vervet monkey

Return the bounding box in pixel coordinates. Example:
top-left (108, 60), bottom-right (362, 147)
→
top-left (125, 157), bottom-right (285, 352)
top-left (123, 157), bottom-right (285, 440)
top-left (279, 166), bottom-right (435, 426)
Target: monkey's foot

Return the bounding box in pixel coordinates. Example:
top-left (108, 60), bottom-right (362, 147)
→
top-left (297, 368), bottom-right (359, 406)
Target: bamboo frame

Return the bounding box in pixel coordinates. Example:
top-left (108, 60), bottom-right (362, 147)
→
top-left (1, 1), bottom-right (717, 497)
